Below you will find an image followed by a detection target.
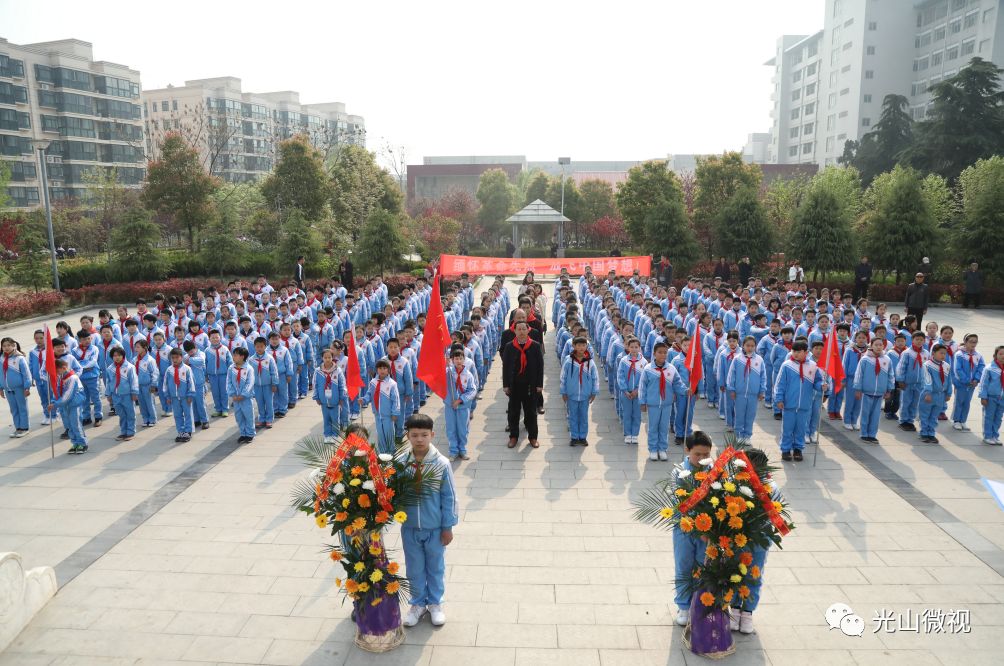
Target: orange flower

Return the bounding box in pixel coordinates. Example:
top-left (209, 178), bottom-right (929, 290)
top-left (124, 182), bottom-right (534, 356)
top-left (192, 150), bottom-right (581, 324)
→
top-left (331, 471), bottom-right (343, 483)
top-left (376, 511), bottom-right (390, 524)
top-left (723, 589), bottom-right (734, 603)
top-left (345, 580), bottom-right (359, 594)
top-left (700, 592), bottom-right (715, 607)
top-left (351, 466), bottom-right (364, 477)
top-left (726, 502), bottom-right (743, 517)
top-left (329, 551), bottom-right (342, 561)
top-left (694, 513), bottom-right (713, 532)
top-left (694, 472), bottom-right (708, 482)
top-left (739, 551), bottom-right (753, 566)
top-left (679, 517), bottom-right (694, 533)
top-left (692, 567), bottom-right (702, 579)
top-left (734, 534), bottom-right (748, 548)
top-left (386, 581), bottom-right (400, 594)
top-left (724, 547), bottom-right (734, 558)
top-left (718, 535), bottom-right (732, 549)
top-left (735, 472), bottom-right (750, 481)
top-left (705, 544), bottom-right (718, 560)
top-left (358, 494), bottom-right (371, 508)
top-left (313, 500), bottom-right (321, 513)
top-left (352, 517), bottom-right (367, 530)
top-left (750, 565), bottom-right (761, 579)
top-left (387, 562), bottom-right (400, 575)
top-left (738, 585), bottom-right (750, 599)
top-left (344, 524), bottom-right (356, 536)
top-left (715, 508), bottom-right (727, 522)
top-left (370, 596), bottom-right (383, 606)
top-left (335, 512), bottom-right (348, 522)
top-left (728, 516), bottom-right (743, 530)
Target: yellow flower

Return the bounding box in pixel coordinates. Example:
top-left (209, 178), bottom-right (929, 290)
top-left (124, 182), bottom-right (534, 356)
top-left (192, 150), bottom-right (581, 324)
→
top-left (342, 498), bottom-right (351, 508)
top-left (349, 478), bottom-right (362, 487)
top-left (728, 516), bottom-right (743, 529)
top-left (369, 569), bottom-right (383, 583)
top-left (354, 562), bottom-right (365, 572)
top-left (730, 574), bottom-right (742, 583)
top-left (659, 507), bottom-right (674, 519)
top-left (394, 511), bottom-right (407, 524)
top-left (739, 563), bottom-right (748, 575)
top-left (746, 501), bottom-right (755, 509)
top-left (709, 496), bottom-right (720, 507)
top-left (675, 488), bottom-right (688, 497)
top-left (723, 482), bottom-right (736, 493)
top-left (772, 501), bottom-right (783, 512)
top-left (370, 532), bottom-right (381, 542)
top-left (358, 582), bottom-right (370, 592)
top-left (315, 514), bottom-right (328, 528)
top-left (734, 533), bottom-right (748, 548)
top-left (370, 596), bottom-right (383, 606)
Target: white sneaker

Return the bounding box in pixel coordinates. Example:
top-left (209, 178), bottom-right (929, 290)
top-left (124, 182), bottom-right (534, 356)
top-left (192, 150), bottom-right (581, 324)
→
top-left (428, 604), bottom-right (446, 626)
top-left (739, 611), bottom-right (755, 634)
top-left (40, 417), bottom-right (51, 426)
top-left (810, 433), bottom-right (819, 444)
top-left (649, 452), bottom-right (659, 461)
top-left (13, 430), bottom-right (26, 438)
top-left (843, 423), bottom-right (854, 430)
top-left (718, 413), bottom-right (725, 420)
top-left (729, 608), bottom-right (740, 631)
top-left (658, 451), bottom-right (669, 461)
top-left (953, 422), bottom-right (964, 431)
top-left (403, 605), bottom-right (427, 627)
top-left (983, 438), bottom-right (996, 445)
top-left (675, 609), bottom-right (690, 626)
top-left (961, 424), bottom-right (971, 432)
top-left (624, 436), bottom-right (632, 444)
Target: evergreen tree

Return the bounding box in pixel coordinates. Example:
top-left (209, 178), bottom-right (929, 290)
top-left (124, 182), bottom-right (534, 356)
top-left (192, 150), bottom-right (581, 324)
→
top-left (643, 197), bottom-right (699, 267)
top-left (275, 209), bottom-right (323, 276)
top-left (616, 160), bottom-right (681, 245)
top-left (475, 168), bottom-right (518, 241)
top-left (849, 94), bottom-right (914, 185)
top-left (142, 133), bottom-right (218, 250)
top-left (201, 206), bottom-right (247, 278)
top-left (356, 209), bottom-right (406, 276)
top-left (10, 214), bottom-right (53, 292)
top-left (955, 156), bottom-right (1004, 281)
top-left (714, 187), bottom-right (774, 266)
top-left (109, 207), bottom-right (166, 281)
top-left (523, 171), bottom-right (549, 206)
top-left (329, 144), bottom-right (390, 241)
top-left (790, 187), bottom-right (855, 282)
top-left (692, 152), bottom-right (762, 258)
top-left (261, 136), bottom-right (331, 220)
top-left (862, 166), bottom-right (938, 283)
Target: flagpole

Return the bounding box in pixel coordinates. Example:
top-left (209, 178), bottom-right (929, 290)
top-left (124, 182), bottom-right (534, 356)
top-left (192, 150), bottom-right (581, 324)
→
top-left (48, 394), bottom-right (55, 459)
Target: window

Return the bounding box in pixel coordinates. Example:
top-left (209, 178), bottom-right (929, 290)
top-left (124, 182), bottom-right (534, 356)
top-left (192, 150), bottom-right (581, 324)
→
top-left (804, 102), bottom-right (815, 114)
top-left (791, 51), bottom-right (803, 65)
top-left (866, 45), bottom-right (876, 55)
top-left (792, 89), bottom-right (801, 101)
top-left (865, 70), bottom-right (874, 79)
top-left (984, 8), bottom-right (995, 23)
top-left (6, 186), bottom-right (39, 206)
top-left (803, 122), bottom-right (814, 134)
top-left (833, 0), bottom-right (842, 17)
top-left (947, 44), bottom-right (959, 59)
top-left (937, 4), bottom-right (949, 19)
top-left (807, 62), bottom-right (817, 76)
top-left (838, 132), bottom-right (847, 140)
top-left (980, 38), bottom-right (991, 53)
top-left (920, 32), bottom-right (932, 46)
top-left (827, 114), bottom-right (836, 131)
top-left (0, 108), bottom-right (30, 130)
top-left (839, 110), bottom-right (848, 118)
top-left (962, 39), bottom-right (975, 55)
top-left (952, 0), bottom-right (967, 10)
top-left (828, 93), bottom-right (837, 109)
top-left (793, 70), bottom-right (803, 82)
top-left (842, 64), bottom-right (852, 72)
top-left (950, 18), bottom-right (962, 33)
top-left (932, 51), bottom-right (943, 65)
top-left (868, 21), bottom-right (878, 30)
top-left (831, 49), bottom-right (840, 65)
top-left (840, 87), bottom-right (850, 95)
top-left (791, 108), bottom-right (800, 119)
top-left (912, 81), bottom-right (927, 95)
top-left (172, 100), bottom-right (178, 111)
top-left (830, 71), bottom-right (839, 85)
top-left (843, 41), bottom-right (853, 50)
top-left (0, 81), bottom-right (27, 105)
top-left (789, 146), bottom-right (798, 157)
top-left (935, 26), bottom-right (946, 41)
top-left (919, 57), bottom-right (930, 70)
top-left (806, 82), bottom-right (816, 95)
top-left (863, 94), bottom-right (872, 103)
top-left (844, 18), bottom-right (854, 27)
top-left (6, 160), bottom-right (35, 182)
top-left (826, 136), bottom-right (835, 151)
top-left (964, 10), bottom-right (978, 28)
top-left (790, 127), bottom-right (800, 138)
top-left (862, 117), bottom-right (871, 127)
top-left (161, 100), bottom-right (168, 111)
top-left (802, 142), bottom-right (813, 154)
top-left (0, 54), bottom-right (25, 78)
top-left (41, 115), bottom-right (60, 132)
top-left (808, 42), bottom-right (818, 57)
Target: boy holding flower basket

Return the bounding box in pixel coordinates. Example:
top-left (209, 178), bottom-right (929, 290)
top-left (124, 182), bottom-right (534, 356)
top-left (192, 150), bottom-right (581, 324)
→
top-left (671, 431), bottom-right (713, 626)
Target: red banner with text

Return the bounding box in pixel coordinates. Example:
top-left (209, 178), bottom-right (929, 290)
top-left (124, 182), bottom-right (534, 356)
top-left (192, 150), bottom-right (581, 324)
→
top-left (439, 254), bottom-right (651, 277)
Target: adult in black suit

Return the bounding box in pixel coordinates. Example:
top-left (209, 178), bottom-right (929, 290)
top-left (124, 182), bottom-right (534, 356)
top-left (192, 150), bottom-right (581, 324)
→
top-left (294, 256), bottom-right (305, 290)
top-left (339, 258), bottom-right (354, 289)
top-left (502, 321), bottom-right (544, 449)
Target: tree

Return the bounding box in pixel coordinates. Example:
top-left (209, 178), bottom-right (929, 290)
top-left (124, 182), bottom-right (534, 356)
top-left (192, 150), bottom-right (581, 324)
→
top-left (109, 207), bottom-right (165, 282)
top-left (377, 169), bottom-right (404, 215)
top-left (0, 160), bottom-right (11, 209)
top-left (692, 152), bottom-right (762, 258)
top-left (714, 187), bottom-right (774, 266)
top-left (142, 132), bottom-right (218, 250)
top-left (543, 176), bottom-right (584, 243)
top-left (907, 57), bottom-right (1004, 180)
top-left (329, 144), bottom-right (390, 240)
top-left (212, 182), bottom-right (265, 226)
top-left (590, 215), bottom-right (629, 249)
top-left (51, 202), bottom-right (105, 254)
top-left (762, 175), bottom-right (809, 239)
top-left (260, 136), bottom-right (331, 220)
top-left (475, 168), bottom-right (518, 242)
top-left (848, 94), bottom-right (914, 185)
top-left (644, 198), bottom-right (700, 267)
top-left (356, 209), bottom-right (406, 276)
top-left (578, 179), bottom-right (618, 243)
top-left (275, 209), bottom-right (323, 277)
top-left (617, 160), bottom-right (682, 245)
top-left (955, 156), bottom-right (1004, 281)
top-left (523, 171), bottom-right (549, 205)
top-left (9, 214), bottom-right (52, 292)
top-left (789, 187), bottom-right (856, 281)
top-left (861, 166), bottom-right (938, 283)
top-left (810, 165), bottom-right (863, 222)
top-left (81, 166), bottom-right (138, 258)
top-left (201, 206), bottom-right (247, 278)
top-left (416, 213), bottom-right (462, 257)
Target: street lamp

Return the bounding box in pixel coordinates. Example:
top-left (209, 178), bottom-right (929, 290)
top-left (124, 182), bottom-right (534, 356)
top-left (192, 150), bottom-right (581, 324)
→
top-left (31, 139), bottom-right (60, 291)
top-left (558, 156), bottom-right (570, 258)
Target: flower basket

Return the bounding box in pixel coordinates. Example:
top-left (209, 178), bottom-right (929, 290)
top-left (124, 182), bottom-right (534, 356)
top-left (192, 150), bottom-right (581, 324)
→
top-left (353, 594), bottom-right (404, 652)
top-left (682, 589), bottom-right (735, 659)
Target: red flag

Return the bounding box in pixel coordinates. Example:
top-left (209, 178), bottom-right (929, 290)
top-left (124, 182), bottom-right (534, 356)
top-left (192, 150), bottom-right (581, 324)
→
top-left (44, 325), bottom-right (59, 398)
top-left (416, 267), bottom-right (451, 399)
top-left (686, 323), bottom-right (703, 395)
top-left (820, 332), bottom-right (846, 394)
top-left (345, 333), bottom-right (364, 401)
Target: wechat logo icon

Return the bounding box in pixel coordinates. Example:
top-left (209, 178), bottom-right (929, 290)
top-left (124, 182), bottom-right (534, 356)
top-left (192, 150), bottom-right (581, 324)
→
top-left (825, 602), bottom-right (864, 637)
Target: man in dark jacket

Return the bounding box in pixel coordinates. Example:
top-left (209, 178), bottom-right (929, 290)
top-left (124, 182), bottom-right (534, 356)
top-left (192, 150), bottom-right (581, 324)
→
top-left (656, 255), bottom-right (674, 288)
top-left (963, 262), bottom-right (983, 308)
top-left (905, 272), bottom-right (930, 328)
top-left (853, 256), bottom-right (873, 300)
top-left (738, 257), bottom-right (753, 286)
top-left (713, 257), bottom-right (731, 282)
top-left (502, 321), bottom-right (544, 449)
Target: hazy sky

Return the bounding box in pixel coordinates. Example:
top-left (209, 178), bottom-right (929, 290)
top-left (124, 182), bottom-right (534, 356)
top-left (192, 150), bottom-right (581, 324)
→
top-left (1, 0), bottom-right (821, 168)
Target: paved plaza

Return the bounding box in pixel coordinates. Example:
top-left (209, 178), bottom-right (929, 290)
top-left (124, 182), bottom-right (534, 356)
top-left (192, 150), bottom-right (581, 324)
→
top-left (1, 279), bottom-right (1003, 665)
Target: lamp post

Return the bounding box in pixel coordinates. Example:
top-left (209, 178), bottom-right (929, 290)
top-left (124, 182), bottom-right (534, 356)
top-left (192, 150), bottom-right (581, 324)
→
top-left (31, 139), bottom-right (60, 291)
top-left (558, 156), bottom-right (570, 258)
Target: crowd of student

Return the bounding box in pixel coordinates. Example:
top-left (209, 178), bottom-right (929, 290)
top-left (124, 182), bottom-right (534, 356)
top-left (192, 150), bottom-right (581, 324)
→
top-left (543, 266), bottom-right (1004, 461)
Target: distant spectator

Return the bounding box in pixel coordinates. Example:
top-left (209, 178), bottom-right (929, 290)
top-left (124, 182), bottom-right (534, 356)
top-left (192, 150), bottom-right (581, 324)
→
top-left (656, 255), bottom-right (674, 288)
top-left (853, 256), bottom-right (873, 300)
top-left (738, 257), bottom-right (752, 286)
top-left (505, 240), bottom-right (516, 258)
top-left (916, 256), bottom-right (933, 279)
top-left (713, 257), bottom-right (731, 282)
top-left (905, 272), bottom-right (930, 328)
top-left (610, 247), bottom-right (622, 257)
top-left (788, 260), bottom-right (804, 283)
top-left (963, 262), bottom-right (983, 309)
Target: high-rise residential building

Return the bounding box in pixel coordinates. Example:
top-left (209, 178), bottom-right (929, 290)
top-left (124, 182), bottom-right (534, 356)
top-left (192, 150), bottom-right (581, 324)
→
top-left (141, 77), bottom-right (365, 184)
top-left (1, 37), bottom-right (144, 209)
top-left (763, 0), bottom-right (1003, 167)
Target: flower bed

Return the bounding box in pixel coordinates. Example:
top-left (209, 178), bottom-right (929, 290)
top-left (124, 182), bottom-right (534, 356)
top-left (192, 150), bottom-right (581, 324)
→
top-left (0, 291), bottom-right (65, 324)
top-left (64, 279), bottom-right (225, 306)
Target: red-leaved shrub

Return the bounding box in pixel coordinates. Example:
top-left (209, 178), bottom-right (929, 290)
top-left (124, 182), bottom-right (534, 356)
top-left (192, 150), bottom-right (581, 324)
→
top-left (0, 290), bottom-right (65, 323)
top-left (64, 279), bottom-right (226, 306)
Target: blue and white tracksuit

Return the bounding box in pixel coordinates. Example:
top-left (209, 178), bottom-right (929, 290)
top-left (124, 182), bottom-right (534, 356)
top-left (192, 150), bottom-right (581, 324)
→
top-left (617, 354), bottom-right (646, 439)
top-left (671, 458), bottom-right (703, 609)
top-left (841, 345), bottom-right (868, 427)
top-left (268, 345), bottom-right (294, 415)
top-left (639, 362), bottom-right (684, 454)
top-left (313, 365), bottom-right (347, 439)
top-left (104, 361), bottom-right (139, 436)
top-left (670, 355), bottom-right (697, 439)
top-left (445, 365), bottom-right (478, 456)
top-left (715, 348), bottom-right (739, 427)
top-left (296, 332), bottom-right (314, 398)
top-left (251, 353), bottom-right (280, 424)
top-left (161, 363), bottom-right (197, 435)
top-left (134, 353), bottom-right (159, 426)
top-left (205, 344), bottom-right (233, 415)
top-left (919, 360), bottom-right (953, 438)
top-left (185, 352), bottom-right (209, 425)
top-left (227, 364), bottom-right (257, 439)
top-left (28, 346), bottom-right (49, 420)
top-left (72, 344), bottom-right (102, 423)
top-left (773, 358), bottom-right (823, 453)
top-left (852, 352), bottom-right (895, 439)
top-left (560, 353), bottom-right (600, 441)
top-left (367, 376), bottom-right (401, 455)
top-left (952, 350), bottom-right (985, 426)
top-left (386, 355), bottom-right (415, 440)
top-left (756, 334), bottom-right (780, 408)
top-left (53, 372), bottom-right (86, 447)
top-left (726, 352), bottom-right (767, 441)
top-left (978, 362), bottom-right (1004, 441)
top-left (896, 345), bottom-right (930, 426)
top-left (150, 343), bottom-right (174, 413)
top-left (1, 353), bottom-right (31, 431)
top-left (702, 331), bottom-right (726, 405)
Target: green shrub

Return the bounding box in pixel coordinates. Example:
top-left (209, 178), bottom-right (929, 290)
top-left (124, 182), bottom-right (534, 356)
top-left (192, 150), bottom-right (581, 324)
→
top-left (58, 260), bottom-right (109, 289)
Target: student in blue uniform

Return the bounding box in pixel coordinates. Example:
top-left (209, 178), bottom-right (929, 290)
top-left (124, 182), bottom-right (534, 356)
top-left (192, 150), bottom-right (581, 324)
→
top-left (28, 330), bottom-right (51, 426)
top-left (294, 318), bottom-right (314, 399)
top-left (884, 333), bottom-right (908, 421)
top-left (671, 431), bottom-right (713, 628)
top-left (978, 346), bottom-right (1004, 445)
top-left (445, 348), bottom-right (478, 460)
top-left (756, 319), bottom-right (782, 411)
top-left (806, 341), bottom-right (828, 445)
top-left (162, 348), bottom-right (196, 443)
top-left (50, 359), bottom-right (87, 453)
top-left (73, 330), bottom-right (103, 427)
top-left (367, 358), bottom-right (401, 454)
top-left (384, 337), bottom-right (415, 440)
top-left (267, 332), bottom-right (294, 419)
top-left (617, 337), bottom-right (646, 445)
top-left (853, 336), bottom-right (895, 443)
top-left (104, 346), bottom-right (139, 440)
top-left (132, 340), bottom-right (159, 427)
top-left (149, 331), bottom-right (174, 416)
top-left (313, 348), bottom-right (347, 443)
top-left (205, 330), bottom-right (233, 418)
top-left (715, 332), bottom-right (741, 430)
top-left (561, 336), bottom-right (600, 447)
top-left (727, 335), bottom-right (767, 443)
top-left (952, 333), bottom-right (984, 431)
top-left (896, 331), bottom-right (930, 432)
top-left (770, 327), bottom-right (795, 420)
top-left (1, 337), bottom-right (31, 436)
top-left (919, 344), bottom-right (953, 444)
top-left (639, 342), bottom-right (684, 462)
top-left (841, 330), bottom-right (869, 431)
top-left (228, 347), bottom-right (257, 444)
top-left (773, 339), bottom-right (822, 462)
top-left (251, 336), bottom-right (279, 429)
top-left (183, 341), bottom-right (210, 431)
top-left (400, 414), bottom-right (459, 630)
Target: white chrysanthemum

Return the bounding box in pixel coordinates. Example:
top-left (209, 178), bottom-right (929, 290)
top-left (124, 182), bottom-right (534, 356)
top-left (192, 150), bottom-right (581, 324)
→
top-left (362, 480), bottom-right (376, 491)
top-left (739, 486), bottom-right (754, 498)
top-left (378, 453), bottom-right (393, 462)
top-left (332, 483), bottom-right (346, 495)
top-left (309, 468), bottom-right (324, 482)
top-left (699, 458), bottom-right (714, 466)
top-left (353, 449), bottom-right (367, 457)
top-left (677, 469), bottom-right (691, 479)
top-left (733, 459), bottom-right (747, 468)
top-left (711, 482), bottom-right (723, 490)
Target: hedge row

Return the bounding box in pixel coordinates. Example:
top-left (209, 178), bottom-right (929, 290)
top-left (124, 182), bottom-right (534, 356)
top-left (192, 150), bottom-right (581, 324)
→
top-left (0, 290), bottom-right (65, 324)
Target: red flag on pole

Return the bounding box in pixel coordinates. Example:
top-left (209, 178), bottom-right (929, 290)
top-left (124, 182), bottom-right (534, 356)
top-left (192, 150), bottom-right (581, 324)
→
top-left (685, 323), bottom-right (703, 395)
top-left (44, 325), bottom-right (59, 398)
top-left (416, 267), bottom-right (451, 399)
top-left (345, 332), bottom-right (364, 401)
top-left (820, 332), bottom-right (846, 394)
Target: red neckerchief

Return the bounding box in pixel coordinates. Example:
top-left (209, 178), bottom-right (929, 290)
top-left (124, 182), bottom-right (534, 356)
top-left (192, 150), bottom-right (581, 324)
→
top-left (574, 352), bottom-right (591, 385)
top-left (513, 338), bottom-right (532, 374)
top-left (526, 310), bottom-right (537, 323)
top-left (388, 355), bottom-right (398, 379)
top-left (59, 370), bottom-right (75, 396)
top-left (872, 352), bottom-right (882, 376)
top-left (114, 361), bottom-right (123, 389)
top-left (912, 344), bottom-right (924, 368)
top-left (798, 360), bottom-right (805, 380)
top-left (212, 346), bottom-right (223, 369)
top-left (936, 360), bottom-right (945, 384)
top-left (373, 378), bottom-right (382, 410)
top-left (322, 366), bottom-right (334, 390)
top-left (744, 353), bottom-right (752, 377)
top-left (281, 335), bottom-right (291, 349)
top-left (654, 364), bottom-right (667, 400)
top-left (454, 367), bottom-right (463, 394)
top-left (2, 353), bottom-right (9, 378)
top-left (236, 366), bottom-right (243, 387)
top-left (783, 340), bottom-right (793, 351)
top-left (997, 361), bottom-right (1004, 391)
top-left (627, 356), bottom-right (640, 383)
top-left (714, 332), bottom-right (722, 350)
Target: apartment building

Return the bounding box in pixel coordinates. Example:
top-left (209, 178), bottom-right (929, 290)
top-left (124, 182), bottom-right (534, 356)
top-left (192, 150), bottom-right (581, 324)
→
top-left (1, 37), bottom-right (144, 209)
top-left (142, 77), bottom-right (365, 184)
